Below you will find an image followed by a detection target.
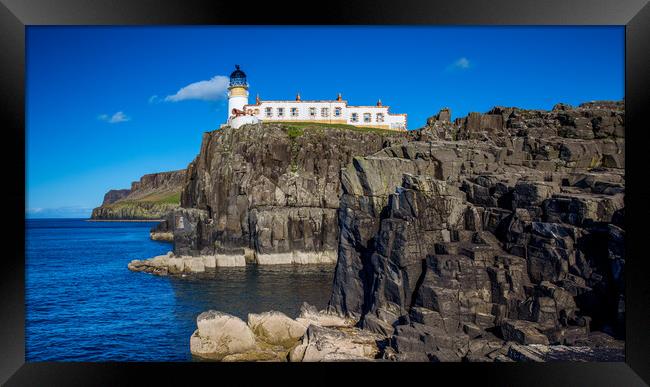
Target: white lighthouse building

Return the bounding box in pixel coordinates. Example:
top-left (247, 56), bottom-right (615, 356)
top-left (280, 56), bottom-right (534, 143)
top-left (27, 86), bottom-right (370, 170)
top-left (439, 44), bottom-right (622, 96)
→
top-left (225, 65), bottom-right (260, 128)
top-left (225, 65), bottom-right (407, 131)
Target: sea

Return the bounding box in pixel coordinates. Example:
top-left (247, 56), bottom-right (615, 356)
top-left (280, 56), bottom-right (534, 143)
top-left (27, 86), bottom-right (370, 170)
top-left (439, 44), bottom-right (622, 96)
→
top-left (25, 218), bottom-right (335, 361)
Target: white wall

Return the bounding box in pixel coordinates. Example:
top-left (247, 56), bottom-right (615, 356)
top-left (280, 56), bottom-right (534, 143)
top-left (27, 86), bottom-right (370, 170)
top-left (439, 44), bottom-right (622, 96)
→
top-left (228, 91), bottom-right (249, 119)
top-left (242, 100), bottom-right (407, 130)
top-left (229, 115), bottom-right (259, 129)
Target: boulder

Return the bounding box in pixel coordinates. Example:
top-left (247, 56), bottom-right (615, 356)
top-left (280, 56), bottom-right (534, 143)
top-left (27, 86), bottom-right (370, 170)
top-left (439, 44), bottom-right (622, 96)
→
top-left (296, 302), bottom-right (353, 328)
top-left (289, 325), bottom-right (380, 362)
top-left (190, 311), bottom-right (258, 360)
top-left (500, 320), bottom-right (550, 345)
top-left (247, 311), bottom-right (307, 346)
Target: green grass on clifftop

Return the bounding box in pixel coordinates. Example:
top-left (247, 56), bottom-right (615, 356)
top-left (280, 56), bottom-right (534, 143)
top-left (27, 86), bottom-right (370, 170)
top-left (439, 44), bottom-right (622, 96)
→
top-left (268, 121), bottom-right (402, 137)
top-left (107, 191), bottom-right (181, 207)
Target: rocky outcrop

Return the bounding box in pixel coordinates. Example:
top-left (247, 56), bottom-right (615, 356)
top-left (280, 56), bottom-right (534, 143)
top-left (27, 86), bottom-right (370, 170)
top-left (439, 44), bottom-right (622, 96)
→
top-left (189, 303), bottom-right (365, 362)
top-left (190, 311), bottom-right (259, 361)
top-left (328, 101), bottom-right (625, 361)
top-left (248, 311), bottom-right (308, 347)
top-left (128, 250), bottom-right (246, 275)
top-left (157, 124), bottom-right (409, 264)
top-left (91, 169), bottom-right (186, 220)
top-left (101, 189), bottom-right (131, 205)
top-left (149, 231), bottom-right (174, 242)
top-left (288, 324), bottom-right (382, 362)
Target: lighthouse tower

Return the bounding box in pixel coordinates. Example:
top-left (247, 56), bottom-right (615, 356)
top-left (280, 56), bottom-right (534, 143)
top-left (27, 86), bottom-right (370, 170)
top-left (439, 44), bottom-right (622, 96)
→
top-left (225, 65), bottom-right (258, 128)
top-left (227, 65), bottom-right (249, 120)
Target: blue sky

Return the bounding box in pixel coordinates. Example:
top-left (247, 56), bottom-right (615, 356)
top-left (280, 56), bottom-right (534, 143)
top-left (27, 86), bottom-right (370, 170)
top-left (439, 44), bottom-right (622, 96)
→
top-left (26, 26), bottom-right (624, 218)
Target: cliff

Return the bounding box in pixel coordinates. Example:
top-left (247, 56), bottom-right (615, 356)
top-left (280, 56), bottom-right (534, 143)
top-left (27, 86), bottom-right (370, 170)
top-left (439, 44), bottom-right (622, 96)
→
top-left (328, 100), bottom-right (625, 360)
top-left (155, 123), bottom-right (410, 263)
top-left (91, 169), bottom-right (186, 220)
top-left (128, 101), bottom-right (626, 361)
top-left (101, 189), bottom-right (131, 205)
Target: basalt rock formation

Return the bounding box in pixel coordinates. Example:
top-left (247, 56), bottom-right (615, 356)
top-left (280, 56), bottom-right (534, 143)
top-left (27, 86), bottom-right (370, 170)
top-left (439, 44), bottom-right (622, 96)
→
top-left (91, 169), bottom-right (186, 220)
top-left (155, 124), bottom-right (409, 264)
top-left (327, 100), bottom-right (625, 361)
top-left (181, 100), bottom-right (624, 362)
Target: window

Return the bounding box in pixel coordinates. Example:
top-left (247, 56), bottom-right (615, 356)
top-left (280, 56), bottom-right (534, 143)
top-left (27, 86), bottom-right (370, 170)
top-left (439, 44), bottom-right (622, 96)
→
top-left (363, 113), bottom-right (371, 123)
top-left (277, 107), bottom-right (284, 117)
top-left (376, 113), bottom-right (384, 123)
top-left (265, 107), bottom-right (272, 117)
top-left (309, 107), bottom-right (316, 117)
top-left (334, 107), bottom-right (342, 117)
top-left (321, 107), bottom-right (329, 117)
top-left (351, 113), bottom-right (358, 122)
top-left (290, 107), bottom-right (298, 117)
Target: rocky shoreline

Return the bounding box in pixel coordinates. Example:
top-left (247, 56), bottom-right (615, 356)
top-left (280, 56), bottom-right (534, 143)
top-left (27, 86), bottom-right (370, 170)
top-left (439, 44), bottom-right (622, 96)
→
top-left (189, 303), bottom-right (378, 362)
top-left (127, 248), bottom-right (338, 275)
top-left (128, 251), bottom-right (246, 275)
top-left (188, 303), bottom-right (623, 362)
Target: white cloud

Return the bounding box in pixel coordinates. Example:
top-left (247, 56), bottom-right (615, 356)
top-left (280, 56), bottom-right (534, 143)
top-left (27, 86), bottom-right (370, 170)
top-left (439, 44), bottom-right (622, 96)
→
top-left (148, 95), bottom-right (161, 104)
top-left (447, 57), bottom-right (472, 71)
top-left (98, 111), bottom-right (131, 124)
top-left (165, 75), bottom-right (230, 102)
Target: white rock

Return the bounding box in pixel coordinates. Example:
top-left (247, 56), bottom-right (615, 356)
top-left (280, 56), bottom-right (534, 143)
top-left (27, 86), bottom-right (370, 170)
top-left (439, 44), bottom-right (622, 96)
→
top-left (243, 248), bottom-right (257, 264)
top-left (150, 231), bottom-right (174, 242)
top-left (255, 253), bottom-right (293, 265)
top-left (255, 250), bottom-right (337, 265)
top-left (190, 311), bottom-right (258, 360)
top-left (167, 257), bottom-right (184, 274)
top-left (289, 325), bottom-right (379, 362)
top-left (295, 303), bottom-right (353, 328)
top-left (184, 257), bottom-right (205, 273)
top-left (202, 255), bottom-right (217, 268)
top-left (292, 250), bottom-right (337, 264)
top-left (150, 254), bottom-right (169, 267)
top-left (247, 311), bottom-right (307, 346)
top-left (215, 254), bottom-right (246, 267)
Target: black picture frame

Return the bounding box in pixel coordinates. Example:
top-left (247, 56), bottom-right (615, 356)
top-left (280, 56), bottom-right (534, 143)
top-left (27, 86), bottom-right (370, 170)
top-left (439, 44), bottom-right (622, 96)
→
top-left (1, 0), bottom-right (648, 385)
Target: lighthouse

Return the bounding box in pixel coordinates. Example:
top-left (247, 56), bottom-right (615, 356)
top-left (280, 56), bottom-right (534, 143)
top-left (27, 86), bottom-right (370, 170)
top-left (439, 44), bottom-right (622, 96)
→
top-left (228, 65), bottom-right (249, 119)
top-left (223, 64), bottom-right (406, 130)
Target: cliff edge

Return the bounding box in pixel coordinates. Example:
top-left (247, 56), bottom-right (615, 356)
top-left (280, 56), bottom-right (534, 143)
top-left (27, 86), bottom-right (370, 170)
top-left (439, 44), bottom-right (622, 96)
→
top-left (91, 169), bottom-right (186, 220)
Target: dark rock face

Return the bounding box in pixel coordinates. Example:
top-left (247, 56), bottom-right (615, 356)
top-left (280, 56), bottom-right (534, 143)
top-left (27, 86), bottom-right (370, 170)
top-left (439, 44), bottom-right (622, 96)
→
top-left (91, 169), bottom-right (186, 220)
top-left (328, 101), bottom-right (625, 361)
top-left (163, 124), bottom-right (409, 262)
top-left (129, 169), bottom-right (186, 193)
top-left (101, 189), bottom-right (131, 205)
